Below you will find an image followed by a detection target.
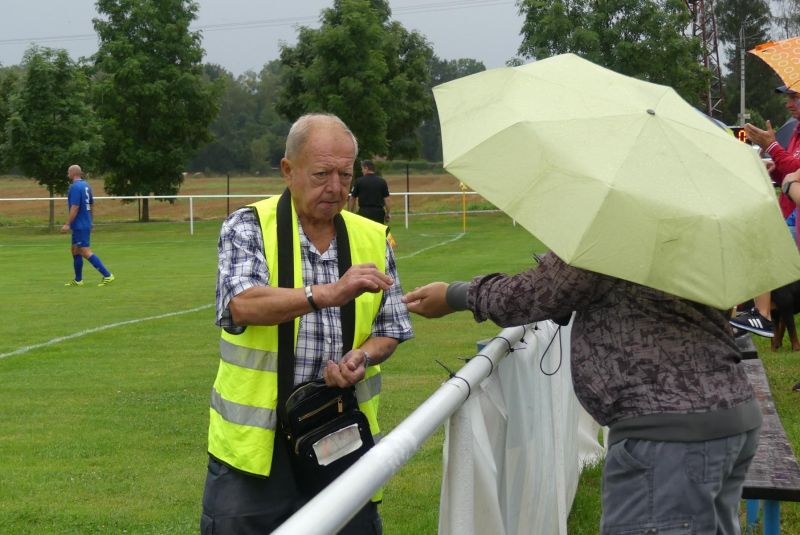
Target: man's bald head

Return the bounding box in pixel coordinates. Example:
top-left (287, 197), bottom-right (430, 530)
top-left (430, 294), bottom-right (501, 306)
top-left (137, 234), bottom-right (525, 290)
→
top-left (67, 165), bottom-right (83, 180)
top-left (285, 113), bottom-right (358, 162)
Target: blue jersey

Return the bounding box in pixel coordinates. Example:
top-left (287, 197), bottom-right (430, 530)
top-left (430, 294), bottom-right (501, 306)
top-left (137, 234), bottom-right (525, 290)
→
top-left (67, 179), bottom-right (93, 230)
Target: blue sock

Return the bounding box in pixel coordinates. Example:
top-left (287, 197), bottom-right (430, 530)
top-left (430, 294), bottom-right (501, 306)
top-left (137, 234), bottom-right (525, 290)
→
top-left (88, 255), bottom-right (111, 277)
top-left (73, 255), bottom-right (83, 281)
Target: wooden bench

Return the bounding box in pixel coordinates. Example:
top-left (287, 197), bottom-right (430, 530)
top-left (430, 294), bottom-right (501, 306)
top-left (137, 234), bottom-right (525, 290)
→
top-left (741, 359), bottom-right (800, 534)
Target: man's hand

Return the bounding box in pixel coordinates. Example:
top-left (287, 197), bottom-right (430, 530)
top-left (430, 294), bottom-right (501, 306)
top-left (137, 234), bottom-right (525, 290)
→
top-left (402, 282), bottom-right (454, 318)
top-left (318, 263), bottom-right (393, 307)
top-left (323, 349), bottom-right (366, 387)
top-left (60, 223), bottom-right (70, 234)
top-left (744, 121), bottom-right (777, 151)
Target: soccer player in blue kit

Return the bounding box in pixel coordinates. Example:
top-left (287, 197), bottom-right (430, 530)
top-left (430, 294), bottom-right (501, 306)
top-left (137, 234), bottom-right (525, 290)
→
top-left (61, 164), bottom-right (115, 287)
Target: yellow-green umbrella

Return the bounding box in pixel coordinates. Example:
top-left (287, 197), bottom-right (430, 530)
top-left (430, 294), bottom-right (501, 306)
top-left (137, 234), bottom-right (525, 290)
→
top-left (433, 53), bottom-right (800, 309)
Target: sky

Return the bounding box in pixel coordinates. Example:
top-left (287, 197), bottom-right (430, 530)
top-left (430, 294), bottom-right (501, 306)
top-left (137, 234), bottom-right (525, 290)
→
top-left (0, 0), bottom-right (525, 75)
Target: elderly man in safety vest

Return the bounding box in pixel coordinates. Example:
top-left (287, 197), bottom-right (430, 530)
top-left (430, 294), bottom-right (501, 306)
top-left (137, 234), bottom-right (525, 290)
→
top-left (201, 113), bottom-right (413, 534)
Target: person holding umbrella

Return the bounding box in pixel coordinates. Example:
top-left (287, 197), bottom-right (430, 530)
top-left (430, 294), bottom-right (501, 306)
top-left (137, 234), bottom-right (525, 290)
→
top-left (404, 256), bottom-right (761, 534)
top-left (408, 53), bottom-right (800, 534)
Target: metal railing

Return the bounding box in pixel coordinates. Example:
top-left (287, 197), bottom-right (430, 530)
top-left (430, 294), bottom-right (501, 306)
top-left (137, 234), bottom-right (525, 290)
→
top-left (272, 326), bottom-right (527, 535)
top-left (0, 191), bottom-right (494, 234)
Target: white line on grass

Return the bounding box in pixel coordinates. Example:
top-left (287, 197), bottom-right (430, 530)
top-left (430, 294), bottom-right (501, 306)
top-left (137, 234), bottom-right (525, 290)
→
top-left (396, 233), bottom-right (465, 260)
top-left (0, 304), bottom-right (213, 360)
top-left (3, 234), bottom-right (463, 359)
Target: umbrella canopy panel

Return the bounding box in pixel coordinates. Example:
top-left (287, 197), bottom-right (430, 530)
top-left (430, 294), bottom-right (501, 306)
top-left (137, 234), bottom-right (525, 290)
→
top-left (435, 54), bottom-right (800, 309)
top-left (749, 37), bottom-right (800, 91)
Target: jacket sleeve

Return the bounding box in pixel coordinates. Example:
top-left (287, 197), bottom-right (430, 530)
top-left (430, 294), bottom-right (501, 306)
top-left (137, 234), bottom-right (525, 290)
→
top-left (767, 142), bottom-right (800, 182)
top-left (465, 253), bottom-right (611, 327)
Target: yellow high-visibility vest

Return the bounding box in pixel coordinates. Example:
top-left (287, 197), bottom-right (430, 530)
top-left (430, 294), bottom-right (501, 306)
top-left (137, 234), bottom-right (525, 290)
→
top-left (208, 194), bottom-right (386, 492)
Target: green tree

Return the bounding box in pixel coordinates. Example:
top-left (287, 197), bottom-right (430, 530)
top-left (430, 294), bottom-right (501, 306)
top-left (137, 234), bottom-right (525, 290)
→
top-left (772, 0), bottom-right (800, 39)
top-left (277, 0), bottom-right (433, 159)
top-left (516, 0), bottom-right (709, 106)
top-left (93, 0), bottom-right (219, 222)
top-left (0, 66), bottom-right (22, 172)
top-left (716, 0), bottom-right (785, 126)
top-left (192, 65), bottom-right (259, 173)
top-left (250, 61), bottom-right (292, 172)
top-left (190, 61), bottom-right (290, 174)
top-left (5, 47), bottom-right (101, 230)
top-left (418, 56), bottom-right (486, 162)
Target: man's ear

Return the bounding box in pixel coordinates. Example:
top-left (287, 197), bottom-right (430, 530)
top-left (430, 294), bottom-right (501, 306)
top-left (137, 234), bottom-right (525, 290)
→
top-left (280, 158), bottom-right (292, 186)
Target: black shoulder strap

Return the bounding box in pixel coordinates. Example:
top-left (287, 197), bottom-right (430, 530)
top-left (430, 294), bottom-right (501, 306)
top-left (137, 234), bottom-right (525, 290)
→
top-left (275, 191), bottom-right (357, 420)
top-left (334, 214), bottom-right (355, 354)
top-left (276, 189), bottom-right (295, 424)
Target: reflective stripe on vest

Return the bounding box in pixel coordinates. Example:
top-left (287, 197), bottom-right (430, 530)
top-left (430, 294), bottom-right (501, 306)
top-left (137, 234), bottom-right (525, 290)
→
top-left (219, 338), bottom-right (278, 372)
top-left (355, 370), bottom-right (382, 402)
top-left (208, 194), bottom-right (387, 482)
top-left (210, 387), bottom-right (277, 430)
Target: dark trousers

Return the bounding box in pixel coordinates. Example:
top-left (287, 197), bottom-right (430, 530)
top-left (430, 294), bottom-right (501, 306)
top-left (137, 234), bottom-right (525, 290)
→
top-left (200, 434), bottom-right (382, 534)
top-left (357, 207), bottom-right (385, 225)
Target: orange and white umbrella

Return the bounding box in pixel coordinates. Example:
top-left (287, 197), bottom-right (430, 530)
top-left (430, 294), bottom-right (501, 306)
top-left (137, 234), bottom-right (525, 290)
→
top-left (750, 36), bottom-right (800, 91)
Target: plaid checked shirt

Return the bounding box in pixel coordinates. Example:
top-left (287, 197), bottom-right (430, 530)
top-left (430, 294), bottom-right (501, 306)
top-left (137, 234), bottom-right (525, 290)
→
top-left (216, 207), bottom-right (413, 385)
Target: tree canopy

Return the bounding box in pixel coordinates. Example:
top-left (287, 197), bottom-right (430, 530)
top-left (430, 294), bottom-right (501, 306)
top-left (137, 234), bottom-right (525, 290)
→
top-left (93, 0), bottom-right (219, 221)
top-left (772, 0), bottom-right (800, 39)
top-left (0, 66), bottom-right (22, 172)
top-left (418, 56), bottom-right (486, 162)
top-left (190, 61), bottom-right (290, 174)
top-left (5, 48), bottom-right (100, 195)
top-left (516, 0), bottom-right (709, 106)
top-left (715, 0), bottom-right (785, 126)
top-left (4, 48), bottom-right (101, 228)
top-left (277, 0), bottom-right (433, 160)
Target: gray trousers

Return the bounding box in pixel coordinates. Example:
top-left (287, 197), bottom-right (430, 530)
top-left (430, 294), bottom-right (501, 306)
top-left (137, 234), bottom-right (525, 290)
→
top-left (200, 433), bottom-right (382, 534)
top-left (601, 428), bottom-right (760, 535)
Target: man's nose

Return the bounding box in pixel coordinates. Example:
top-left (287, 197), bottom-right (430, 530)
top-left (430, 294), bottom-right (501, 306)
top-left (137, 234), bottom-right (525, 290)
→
top-left (327, 172), bottom-right (347, 189)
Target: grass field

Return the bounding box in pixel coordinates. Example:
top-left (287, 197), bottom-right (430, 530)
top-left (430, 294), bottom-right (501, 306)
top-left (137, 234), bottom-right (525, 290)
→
top-left (3, 176), bottom-right (800, 533)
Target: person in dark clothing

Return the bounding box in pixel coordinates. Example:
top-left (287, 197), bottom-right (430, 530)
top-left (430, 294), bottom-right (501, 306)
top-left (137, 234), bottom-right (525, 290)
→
top-left (403, 253), bottom-right (761, 535)
top-left (348, 160), bottom-right (391, 224)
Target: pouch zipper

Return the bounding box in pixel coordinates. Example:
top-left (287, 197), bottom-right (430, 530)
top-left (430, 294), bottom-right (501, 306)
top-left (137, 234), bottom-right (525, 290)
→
top-left (298, 395), bottom-right (343, 422)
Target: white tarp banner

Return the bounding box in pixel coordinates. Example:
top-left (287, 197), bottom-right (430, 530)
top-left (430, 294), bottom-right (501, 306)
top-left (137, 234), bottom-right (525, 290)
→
top-left (438, 320), bottom-right (606, 535)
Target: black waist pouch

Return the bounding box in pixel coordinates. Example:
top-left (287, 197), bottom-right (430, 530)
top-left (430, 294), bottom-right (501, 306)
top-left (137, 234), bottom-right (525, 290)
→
top-left (283, 379), bottom-right (374, 496)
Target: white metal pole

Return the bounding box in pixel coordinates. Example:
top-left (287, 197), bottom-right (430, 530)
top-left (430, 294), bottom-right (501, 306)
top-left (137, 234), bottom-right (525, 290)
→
top-left (272, 326), bottom-right (526, 535)
top-left (189, 196), bottom-right (194, 236)
top-left (404, 192), bottom-right (409, 229)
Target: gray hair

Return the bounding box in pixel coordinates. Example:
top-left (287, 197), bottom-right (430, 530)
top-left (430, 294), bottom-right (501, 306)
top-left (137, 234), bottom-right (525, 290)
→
top-left (285, 113), bottom-right (359, 160)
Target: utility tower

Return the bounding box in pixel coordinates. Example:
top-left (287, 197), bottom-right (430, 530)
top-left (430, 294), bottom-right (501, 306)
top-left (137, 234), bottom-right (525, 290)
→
top-left (686, 0), bottom-right (724, 117)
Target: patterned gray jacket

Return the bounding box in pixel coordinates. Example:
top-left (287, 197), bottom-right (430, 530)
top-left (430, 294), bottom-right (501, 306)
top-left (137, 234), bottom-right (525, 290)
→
top-left (447, 253), bottom-right (761, 444)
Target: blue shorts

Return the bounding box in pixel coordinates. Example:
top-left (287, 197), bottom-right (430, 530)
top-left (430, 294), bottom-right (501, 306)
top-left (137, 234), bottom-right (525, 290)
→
top-left (71, 229), bottom-right (91, 248)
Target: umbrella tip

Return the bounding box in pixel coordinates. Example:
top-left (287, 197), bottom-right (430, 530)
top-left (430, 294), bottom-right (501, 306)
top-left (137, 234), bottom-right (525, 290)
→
top-left (647, 109), bottom-right (656, 116)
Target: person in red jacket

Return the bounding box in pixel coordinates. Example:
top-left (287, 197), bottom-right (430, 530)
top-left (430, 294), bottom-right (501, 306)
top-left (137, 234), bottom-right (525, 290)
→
top-left (732, 84), bottom-right (800, 337)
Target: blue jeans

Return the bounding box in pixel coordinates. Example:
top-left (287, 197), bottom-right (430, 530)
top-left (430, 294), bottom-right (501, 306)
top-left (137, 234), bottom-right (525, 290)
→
top-left (601, 428), bottom-right (760, 535)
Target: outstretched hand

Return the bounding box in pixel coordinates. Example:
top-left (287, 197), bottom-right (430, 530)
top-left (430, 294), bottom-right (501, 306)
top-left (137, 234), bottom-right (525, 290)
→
top-left (402, 282), bottom-right (454, 318)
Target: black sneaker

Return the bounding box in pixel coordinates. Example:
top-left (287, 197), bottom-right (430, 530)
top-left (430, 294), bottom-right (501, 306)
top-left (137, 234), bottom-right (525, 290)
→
top-left (729, 309), bottom-right (774, 338)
